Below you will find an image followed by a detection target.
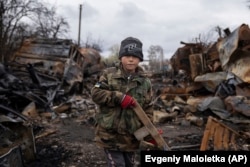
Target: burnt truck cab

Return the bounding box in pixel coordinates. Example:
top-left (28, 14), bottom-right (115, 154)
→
top-left (10, 38), bottom-right (86, 94)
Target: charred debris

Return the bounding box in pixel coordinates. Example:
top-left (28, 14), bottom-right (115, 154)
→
top-left (1, 24), bottom-right (250, 166)
top-left (0, 38), bottom-right (105, 166)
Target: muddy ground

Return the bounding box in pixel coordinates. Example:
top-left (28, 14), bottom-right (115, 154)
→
top-left (25, 111), bottom-right (204, 167)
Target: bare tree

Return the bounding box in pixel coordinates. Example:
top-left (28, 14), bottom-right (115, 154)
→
top-left (147, 45), bottom-right (164, 72)
top-left (0, 0), bottom-right (70, 62)
top-left (102, 44), bottom-right (119, 67)
top-left (189, 26), bottom-right (227, 49)
top-left (81, 33), bottom-right (103, 52)
top-left (31, 5), bottom-right (69, 38)
top-left (0, 0), bottom-right (35, 62)
top-left (109, 44), bottom-right (120, 57)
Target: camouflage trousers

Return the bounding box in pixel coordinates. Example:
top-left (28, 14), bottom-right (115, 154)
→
top-left (104, 149), bottom-right (141, 167)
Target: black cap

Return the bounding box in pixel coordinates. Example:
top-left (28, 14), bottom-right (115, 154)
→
top-left (119, 37), bottom-right (143, 61)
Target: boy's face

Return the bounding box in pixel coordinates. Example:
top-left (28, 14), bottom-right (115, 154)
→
top-left (121, 55), bottom-right (140, 73)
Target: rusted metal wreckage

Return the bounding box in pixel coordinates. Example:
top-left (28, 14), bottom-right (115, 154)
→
top-left (9, 38), bottom-right (104, 94)
top-left (161, 23), bottom-right (250, 151)
top-left (0, 38), bottom-right (104, 166)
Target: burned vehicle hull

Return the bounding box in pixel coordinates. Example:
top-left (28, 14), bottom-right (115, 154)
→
top-left (10, 38), bottom-right (84, 94)
top-left (0, 38), bottom-right (105, 166)
top-left (0, 109), bottom-right (35, 167)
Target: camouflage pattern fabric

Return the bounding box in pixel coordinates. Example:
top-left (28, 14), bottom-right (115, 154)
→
top-left (91, 63), bottom-right (153, 151)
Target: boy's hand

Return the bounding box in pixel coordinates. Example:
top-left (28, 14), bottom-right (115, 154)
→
top-left (147, 129), bottom-right (163, 145)
top-left (121, 95), bottom-right (136, 109)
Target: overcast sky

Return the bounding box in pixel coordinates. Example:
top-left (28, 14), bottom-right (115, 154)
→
top-left (47, 0), bottom-right (250, 59)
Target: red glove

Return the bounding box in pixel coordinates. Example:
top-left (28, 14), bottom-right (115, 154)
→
top-left (147, 129), bottom-right (163, 145)
top-left (121, 95), bottom-right (136, 109)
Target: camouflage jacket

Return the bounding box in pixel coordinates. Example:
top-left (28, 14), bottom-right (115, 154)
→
top-left (91, 63), bottom-right (153, 151)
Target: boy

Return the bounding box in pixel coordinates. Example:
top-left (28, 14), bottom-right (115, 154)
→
top-left (91, 37), bottom-right (153, 166)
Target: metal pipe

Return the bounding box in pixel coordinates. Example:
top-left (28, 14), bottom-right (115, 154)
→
top-left (78, 4), bottom-right (82, 46)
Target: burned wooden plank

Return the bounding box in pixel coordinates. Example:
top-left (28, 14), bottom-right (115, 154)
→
top-left (222, 128), bottom-right (229, 150)
top-left (213, 124), bottom-right (223, 150)
top-left (200, 116), bottom-right (241, 151)
top-left (200, 117), bottom-right (212, 150)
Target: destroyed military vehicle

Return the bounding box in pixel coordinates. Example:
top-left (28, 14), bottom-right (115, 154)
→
top-left (10, 38), bottom-right (84, 94)
top-left (0, 38), bottom-right (104, 166)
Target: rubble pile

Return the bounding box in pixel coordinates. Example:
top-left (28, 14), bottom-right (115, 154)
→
top-left (0, 38), bottom-right (104, 166)
top-left (0, 24), bottom-right (250, 166)
top-left (157, 24), bottom-right (250, 150)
